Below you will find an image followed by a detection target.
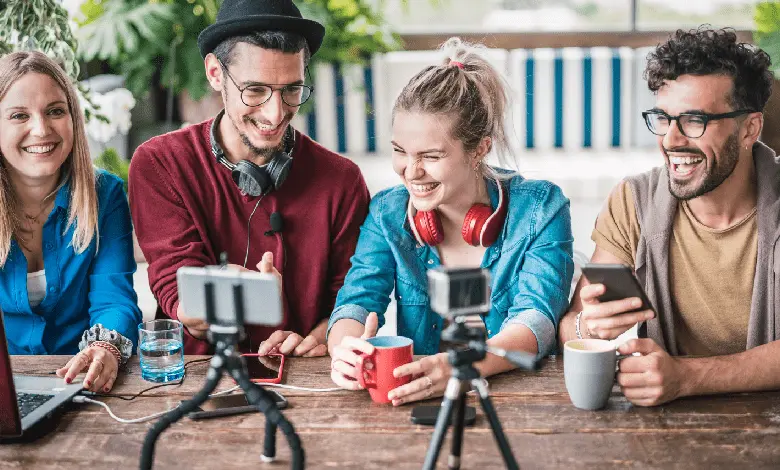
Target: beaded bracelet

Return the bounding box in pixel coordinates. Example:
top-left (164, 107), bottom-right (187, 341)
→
top-left (575, 311), bottom-right (584, 339)
top-left (91, 341), bottom-right (122, 364)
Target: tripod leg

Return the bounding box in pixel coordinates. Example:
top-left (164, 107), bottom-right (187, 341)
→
top-left (231, 365), bottom-right (305, 470)
top-left (422, 378), bottom-right (461, 470)
top-left (262, 418), bottom-right (277, 462)
top-left (140, 357), bottom-right (224, 470)
top-left (472, 379), bottom-right (519, 470)
top-left (448, 394), bottom-right (467, 470)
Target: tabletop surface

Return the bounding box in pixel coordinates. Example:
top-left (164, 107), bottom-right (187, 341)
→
top-left (2, 355), bottom-right (779, 469)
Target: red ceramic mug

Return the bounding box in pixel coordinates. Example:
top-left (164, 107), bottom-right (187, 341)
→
top-left (355, 336), bottom-right (414, 404)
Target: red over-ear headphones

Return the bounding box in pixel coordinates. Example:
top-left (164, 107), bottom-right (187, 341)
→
top-left (407, 178), bottom-right (508, 247)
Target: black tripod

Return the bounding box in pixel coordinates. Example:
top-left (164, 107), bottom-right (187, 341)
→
top-left (139, 281), bottom-right (304, 470)
top-left (422, 318), bottom-right (540, 470)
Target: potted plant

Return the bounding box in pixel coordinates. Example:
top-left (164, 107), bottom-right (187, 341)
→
top-left (94, 147), bottom-right (130, 192)
top-left (73, 0), bottom-right (401, 125)
top-left (0, 0), bottom-right (106, 125)
top-left (754, 1), bottom-right (780, 154)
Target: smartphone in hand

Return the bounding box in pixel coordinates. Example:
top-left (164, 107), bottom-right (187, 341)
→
top-left (581, 263), bottom-right (654, 338)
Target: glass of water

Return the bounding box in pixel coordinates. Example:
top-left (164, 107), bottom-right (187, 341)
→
top-left (138, 319), bottom-right (185, 383)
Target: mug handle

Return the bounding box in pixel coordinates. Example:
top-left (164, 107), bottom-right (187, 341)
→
top-left (355, 350), bottom-right (377, 389)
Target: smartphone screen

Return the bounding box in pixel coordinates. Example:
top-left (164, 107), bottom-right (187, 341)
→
top-left (243, 353), bottom-right (283, 381)
top-left (411, 405), bottom-right (476, 426)
top-left (200, 393), bottom-right (252, 411)
top-left (581, 264), bottom-right (653, 310)
top-left (187, 390), bottom-right (288, 420)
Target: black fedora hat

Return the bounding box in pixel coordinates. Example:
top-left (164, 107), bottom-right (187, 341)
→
top-left (198, 0), bottom-right (325, 58)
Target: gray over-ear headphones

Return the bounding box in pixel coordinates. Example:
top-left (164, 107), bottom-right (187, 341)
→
top-left (210, 110), bottom-right (294, 197)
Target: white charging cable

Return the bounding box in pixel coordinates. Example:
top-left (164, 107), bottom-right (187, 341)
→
top-left (263, 383), bottom-right (342, 392)
top-left (197, 383), bottom-right (343, 396)
top-left (73, 383), bottom-right (343, 424)
top-left (72, 395), bottom-right (171, 424)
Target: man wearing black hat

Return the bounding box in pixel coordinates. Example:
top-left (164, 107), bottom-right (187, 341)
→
top-left (129, 0), bottom-right (370, 356)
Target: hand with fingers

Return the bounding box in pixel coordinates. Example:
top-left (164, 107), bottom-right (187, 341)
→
top-left (387, 353), bottom-right (450, 406)
top-left (579, 283), bottom-right (655, 340)
top-left (55, 346), bottom-right (120, 392)
top-left (330, 312), bottom-right (379, 390)
top-left (253, 251), bottom-right (327, 356)
top-left (257, 330), bottom-right (328, 357)
top-left (257, 353), bottom-right (281, 372)
top-left (616, 338), bottom-right (685, 406)
top-left (257, 251), bottom-right (282, 286)
top-left (177, 308), bottom-right (210, 340)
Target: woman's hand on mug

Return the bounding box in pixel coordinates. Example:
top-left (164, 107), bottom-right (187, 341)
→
top-left (330, 312), bottom-right (379, 390)
top-left (387, 353), bottom-right (450, 406)
top-left (579, 283), bottom-right (654, 340)
top-left (56, 346), bottom-right (119, 392)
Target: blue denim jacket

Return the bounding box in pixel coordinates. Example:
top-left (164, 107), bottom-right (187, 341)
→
top-left (1, 170), bottom-right (141, 355)
top-left (327, 173), bottom-right (574, 356)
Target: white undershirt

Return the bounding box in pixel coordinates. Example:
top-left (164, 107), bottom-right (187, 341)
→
top-left (27, 270), bottom-right (47, 307)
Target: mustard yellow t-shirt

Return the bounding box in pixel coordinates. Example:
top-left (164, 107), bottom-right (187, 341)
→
top-left (591, 181), bottom-right (757, 356)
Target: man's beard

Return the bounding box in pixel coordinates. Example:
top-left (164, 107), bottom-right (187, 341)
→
top-left (223, 90), bottom-right (291, 161)
top-left (666, 133), bottom-right (740, 201)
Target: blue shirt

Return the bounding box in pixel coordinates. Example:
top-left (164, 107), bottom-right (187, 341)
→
top-left (328, 173), bottom-right (574, 356)
top-left (1, 170), bottom-right (141, 355)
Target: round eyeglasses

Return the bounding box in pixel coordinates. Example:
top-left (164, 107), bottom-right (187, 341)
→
top-left (642, 109), bottom-right (756, 139)
top-left (218, 59), bottom-right (313, 107)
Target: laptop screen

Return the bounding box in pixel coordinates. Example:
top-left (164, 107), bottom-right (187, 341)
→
top-left (0, 312), bottom-right (22, 437)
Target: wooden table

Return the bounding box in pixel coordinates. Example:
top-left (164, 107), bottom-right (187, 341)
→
top-left (2, 355), bottom-right (780, 469)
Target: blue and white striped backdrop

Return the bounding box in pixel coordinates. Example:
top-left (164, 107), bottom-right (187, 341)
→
top-left (291, 47), bottom-right (654, 154)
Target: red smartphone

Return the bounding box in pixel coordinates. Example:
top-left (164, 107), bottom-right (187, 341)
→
top-left (240, 353), bottom-right (285, 384)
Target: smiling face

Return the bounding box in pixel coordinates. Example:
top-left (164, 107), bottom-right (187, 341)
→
top-left (0, 72), bottom-right (73, 184)
top-left (391, 111), bottom-right (481, 213)
top-left (654, 74), bottom-right (745, 200)
top-left (207, 42), bottom-right (305, 160)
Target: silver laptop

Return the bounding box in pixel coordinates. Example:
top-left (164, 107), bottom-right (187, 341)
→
top-left (0, 312), bottom-right (83, 438)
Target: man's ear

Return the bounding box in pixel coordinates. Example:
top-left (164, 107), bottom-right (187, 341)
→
top-left (204, 54), bottom-right (225, 92)
top-left (740, 112), bottom-right (763, 146)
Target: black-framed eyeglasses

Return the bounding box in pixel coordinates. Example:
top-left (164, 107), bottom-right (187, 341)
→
top-left (641, 109), bottom-right (756, 139)
top-left (217, 59), bottom-right (313, 107)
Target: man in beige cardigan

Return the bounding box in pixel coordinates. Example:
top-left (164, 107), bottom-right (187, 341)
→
top-left (559, 27), bottom-right (780, 406)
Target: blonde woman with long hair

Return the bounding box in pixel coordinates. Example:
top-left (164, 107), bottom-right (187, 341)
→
top-left (0, 51), bottom-right (141, 392)
top-left (327, 39), bottom-right (573, 405)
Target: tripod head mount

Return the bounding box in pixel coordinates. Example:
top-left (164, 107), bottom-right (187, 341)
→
top-left (441, 317), bottom-right (541, 372)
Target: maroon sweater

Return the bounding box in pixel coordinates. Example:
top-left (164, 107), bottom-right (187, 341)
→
top-left (129, 120), bottom-right (370, 354)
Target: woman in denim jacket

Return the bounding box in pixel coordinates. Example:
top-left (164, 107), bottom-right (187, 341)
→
top-left (327, 38), bottom-right (574, 406)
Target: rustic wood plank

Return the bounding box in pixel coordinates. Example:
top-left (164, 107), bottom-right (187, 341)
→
top-left (3, 355), bottom-right (780, 469)
top-left (3, 428), bottom-right (779, 469)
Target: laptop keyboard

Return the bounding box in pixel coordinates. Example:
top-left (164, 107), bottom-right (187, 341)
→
top-left (17, 392), bottom-right (54, 418)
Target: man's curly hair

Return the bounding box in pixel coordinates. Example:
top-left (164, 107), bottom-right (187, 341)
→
top-left (645, 27), bottom-right (773, 112)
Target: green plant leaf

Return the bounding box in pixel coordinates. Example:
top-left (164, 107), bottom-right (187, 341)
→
top-left (76, 2), bottom-right (175, 61)
top-left (755, 2), bottom-right (780, 79)
top-left (94, 148), bottom-right (130, 192)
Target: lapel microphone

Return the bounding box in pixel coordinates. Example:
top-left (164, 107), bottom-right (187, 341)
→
top-left (265, 212), bottom-right (284, 236)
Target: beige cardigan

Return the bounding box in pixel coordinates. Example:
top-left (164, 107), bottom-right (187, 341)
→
top-left (626, 142), bottom-right (780, 355)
